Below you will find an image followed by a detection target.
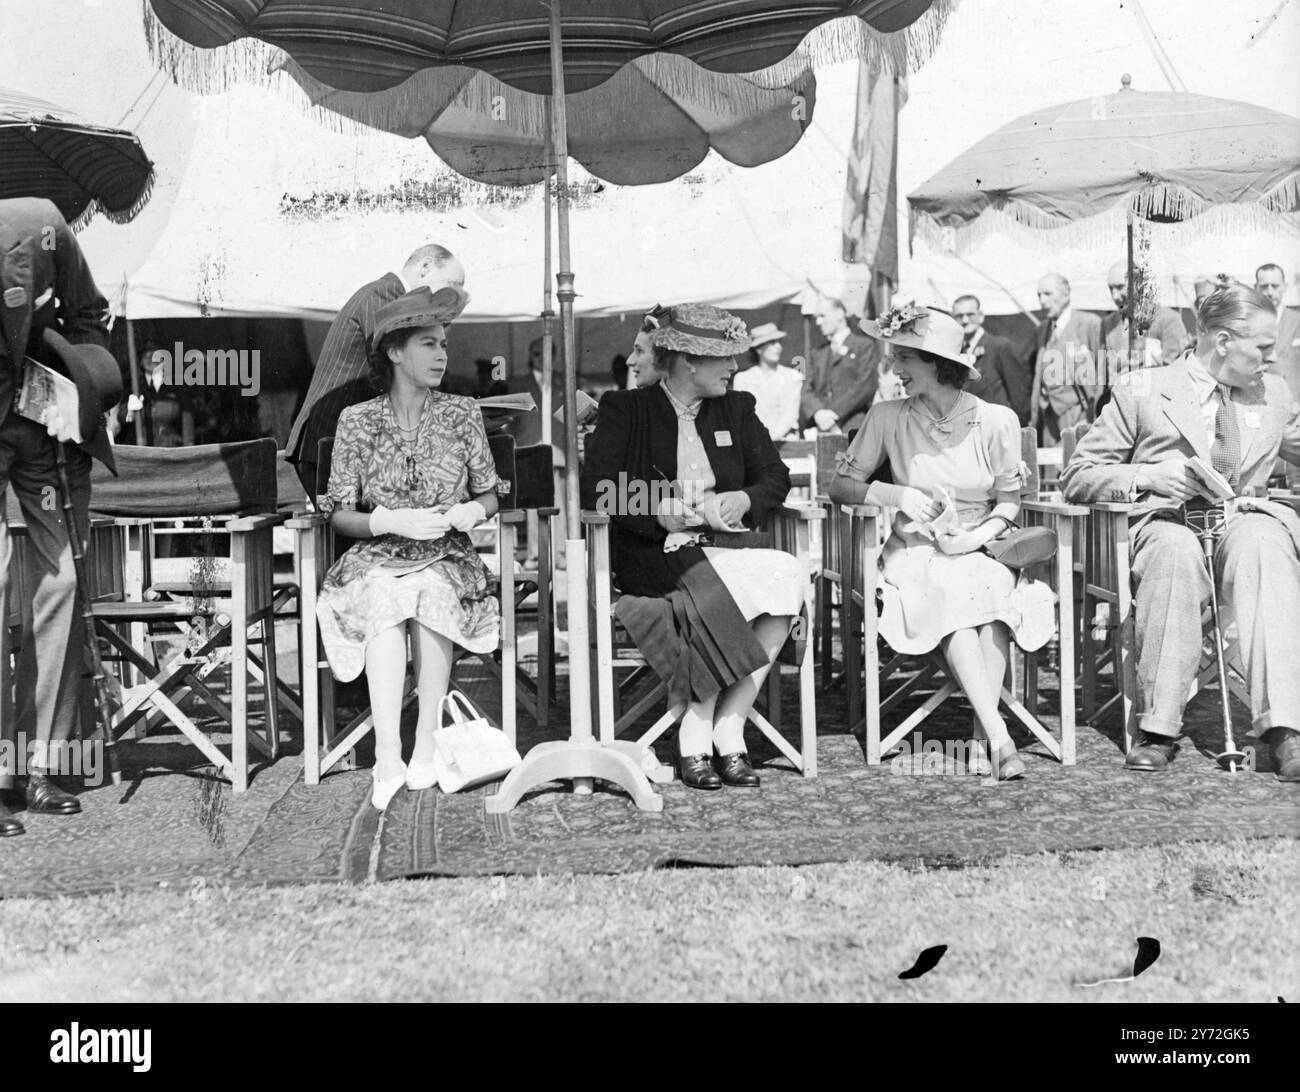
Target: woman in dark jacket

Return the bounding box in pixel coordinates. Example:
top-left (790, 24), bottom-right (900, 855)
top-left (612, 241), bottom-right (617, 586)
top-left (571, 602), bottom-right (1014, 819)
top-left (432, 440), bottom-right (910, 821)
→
top-left (580, 303), bottom-right (805, 789)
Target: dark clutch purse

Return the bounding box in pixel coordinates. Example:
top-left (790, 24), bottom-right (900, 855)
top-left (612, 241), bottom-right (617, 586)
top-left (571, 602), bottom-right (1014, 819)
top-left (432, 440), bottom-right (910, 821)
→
top-left (981, 525), bottom-right (1057, 570)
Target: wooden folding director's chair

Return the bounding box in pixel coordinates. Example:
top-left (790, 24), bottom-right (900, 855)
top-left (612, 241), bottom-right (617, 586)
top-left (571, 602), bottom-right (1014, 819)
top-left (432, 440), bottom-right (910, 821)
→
top-left (85, 439), bottom-right (286, 792)
top-left (844, 428), bottom-right (1085, 766)
top-left (294, 432), bottom-right (553, 784)
top-left (585, 500), bottom-right (825, 778)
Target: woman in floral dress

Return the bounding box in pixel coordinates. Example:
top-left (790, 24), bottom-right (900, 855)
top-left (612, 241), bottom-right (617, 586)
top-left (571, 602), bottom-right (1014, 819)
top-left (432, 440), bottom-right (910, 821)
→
top-left (316, 287), bottom-right (500, 808)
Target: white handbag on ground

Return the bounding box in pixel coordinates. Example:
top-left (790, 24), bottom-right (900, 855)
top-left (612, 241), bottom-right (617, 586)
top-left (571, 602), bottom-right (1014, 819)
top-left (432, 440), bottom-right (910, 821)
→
top-left (432, 691), bottom-right (522, 793)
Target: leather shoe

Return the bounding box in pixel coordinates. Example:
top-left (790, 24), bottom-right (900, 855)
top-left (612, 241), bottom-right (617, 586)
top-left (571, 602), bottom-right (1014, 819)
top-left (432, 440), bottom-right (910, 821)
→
top-left (0, 800), bottom-right (23, 837)
top-left (1269, 728), bottom-right (1300, 782)
top-left (679, 754), bottom-right (722, 791)
top-left (716, 752), bottom-right (760, 787)
top-left (1124, 732), bottom-right (1178, 772)
top-left (25, 773), bottom-right (81, 815)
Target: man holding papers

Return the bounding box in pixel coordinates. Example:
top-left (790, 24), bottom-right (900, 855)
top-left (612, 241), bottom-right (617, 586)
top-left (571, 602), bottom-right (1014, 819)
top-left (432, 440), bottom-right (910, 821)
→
top-left (1062, 281), bottom-right (1300, 778)
top-left (1, 198), bottom-right (114, 834)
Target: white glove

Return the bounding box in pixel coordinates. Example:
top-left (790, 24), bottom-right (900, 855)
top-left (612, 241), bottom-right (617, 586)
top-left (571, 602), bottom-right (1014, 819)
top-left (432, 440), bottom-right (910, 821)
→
top-left (656, 496), bottom-right (704, 533)
top-left (444, 500), bottom-right (487, 532)
top-left (40, 405), bottom-right (80, 444)
top-left (369, 506), bottom-right (450, 540)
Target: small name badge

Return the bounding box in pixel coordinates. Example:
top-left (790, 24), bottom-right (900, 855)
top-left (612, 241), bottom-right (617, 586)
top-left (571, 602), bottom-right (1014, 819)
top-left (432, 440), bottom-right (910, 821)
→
top-left (4, 286), bottom-right (27, 308)
top-left (1242, 411), bottom-right (1261, 429)
top-left (714, 430), bottom-right (733, 447)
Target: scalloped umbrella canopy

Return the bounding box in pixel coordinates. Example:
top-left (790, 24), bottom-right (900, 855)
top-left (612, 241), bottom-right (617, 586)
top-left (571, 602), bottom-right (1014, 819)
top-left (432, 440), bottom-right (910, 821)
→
top-left (908, 81), bottom-right (1300, 246)
top-left (146, 0), bottom-right (946, 94)
top-left (0, 86), bottom-right (155, 228)
top-left (275, 53), bottom-right (819, 186)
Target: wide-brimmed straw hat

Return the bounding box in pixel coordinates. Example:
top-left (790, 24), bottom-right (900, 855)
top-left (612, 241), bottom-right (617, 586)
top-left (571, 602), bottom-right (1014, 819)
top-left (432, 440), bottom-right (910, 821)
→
top-left (859, 304), bottom-right (979, 378)
top-left (649, 302), bottom-right (750, 357)
top-left (748, 322), bottom-right (787, 348)
top-left (370, 285), bottom-right (470, 351)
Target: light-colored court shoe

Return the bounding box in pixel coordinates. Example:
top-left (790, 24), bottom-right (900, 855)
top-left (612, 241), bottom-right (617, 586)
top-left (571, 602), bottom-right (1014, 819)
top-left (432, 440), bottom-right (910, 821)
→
top-left (405, 759), bottom-right (439, 792)
top-left (371, 766), bottom-right (408, 810)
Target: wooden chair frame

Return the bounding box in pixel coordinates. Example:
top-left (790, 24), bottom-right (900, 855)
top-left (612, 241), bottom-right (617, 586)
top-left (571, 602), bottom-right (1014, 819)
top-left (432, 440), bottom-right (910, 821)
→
top-left (845, 428), bottom-right (1084, 766)
top-left (585, 501), bottom-right (824, 778)
top-left (296, 434), bottom-right (554, 784)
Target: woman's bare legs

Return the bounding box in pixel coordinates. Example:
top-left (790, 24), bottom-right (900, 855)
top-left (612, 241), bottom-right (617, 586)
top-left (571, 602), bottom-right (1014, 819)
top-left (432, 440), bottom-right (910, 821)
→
top-left (941, 627), bottom-right (1014, 757)
top-left (409, 620), bottom-right (455, 768)
top-left (712, 615), bottom-right (793, 755)
top-left (365, 625), bottom-right (409, 783)
top-left (970, 622), bottom-right (1012, 770)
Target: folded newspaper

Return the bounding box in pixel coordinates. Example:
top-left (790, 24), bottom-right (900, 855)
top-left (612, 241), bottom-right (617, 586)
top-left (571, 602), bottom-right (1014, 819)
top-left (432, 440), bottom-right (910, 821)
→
top-left (1186, 456), bottom-right (1235, 502)
top-left (13, 357), bottom-right (82, 444)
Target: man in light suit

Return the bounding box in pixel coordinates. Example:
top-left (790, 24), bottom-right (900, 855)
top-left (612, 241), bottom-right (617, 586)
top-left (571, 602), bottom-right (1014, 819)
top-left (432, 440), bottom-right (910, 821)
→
top-left (1062, 284), bottom-right (1300, 779)
top-left (1030, 273), bottom-right (1102, 446)
top-left (1, 198), bottom-right (112, 835)
top-left (1099, 261), bottom-right (1189, 368)
top-left (286, 244), bottom-right (466, 496)
top-left (800, 298), bottom-right (881, 436)
top-left (952, 294), bottom-right (1024, 418)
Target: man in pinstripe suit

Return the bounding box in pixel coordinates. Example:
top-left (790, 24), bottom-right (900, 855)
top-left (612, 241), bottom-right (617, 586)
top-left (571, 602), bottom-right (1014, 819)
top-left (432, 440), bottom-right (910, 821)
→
top-left (286, 244), bottom-right (466, 496)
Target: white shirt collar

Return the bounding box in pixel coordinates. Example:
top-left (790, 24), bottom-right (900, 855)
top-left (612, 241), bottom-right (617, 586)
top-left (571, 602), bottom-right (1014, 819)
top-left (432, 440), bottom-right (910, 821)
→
top-left (1055, 305), bottom-right (1073, 331)
top-left (830, 327), bottom-right (850, 354)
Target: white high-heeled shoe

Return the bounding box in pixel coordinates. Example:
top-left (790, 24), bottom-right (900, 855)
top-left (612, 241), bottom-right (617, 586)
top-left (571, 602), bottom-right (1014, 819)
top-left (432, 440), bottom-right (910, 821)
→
top-left (371, 766), bottom-right (407, 810)
top-left (405, 758), bottom-right (438, 792)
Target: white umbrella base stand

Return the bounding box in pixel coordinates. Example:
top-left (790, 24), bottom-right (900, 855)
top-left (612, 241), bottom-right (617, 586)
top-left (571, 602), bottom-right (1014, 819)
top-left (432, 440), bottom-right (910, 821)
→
top-left (485, 538), bottom-right (665, 814)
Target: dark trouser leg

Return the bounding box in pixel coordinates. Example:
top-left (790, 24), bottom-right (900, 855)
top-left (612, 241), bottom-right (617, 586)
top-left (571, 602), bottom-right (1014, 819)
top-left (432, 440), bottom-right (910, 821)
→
top-left (3, 418), bottom-right (91, 773)
top-left (1130, 516), bottom-right (1210, 738)
top-left (1215, 512), bottom-right (1300, 735)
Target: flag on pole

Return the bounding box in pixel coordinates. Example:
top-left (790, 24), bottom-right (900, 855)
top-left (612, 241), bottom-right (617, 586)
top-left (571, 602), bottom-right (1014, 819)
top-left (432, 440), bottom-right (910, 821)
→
top-left (842, 60), bottom-right (907, 285)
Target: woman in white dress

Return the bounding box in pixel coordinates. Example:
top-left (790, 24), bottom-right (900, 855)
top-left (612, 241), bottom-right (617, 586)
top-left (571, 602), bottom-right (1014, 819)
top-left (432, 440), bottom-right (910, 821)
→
top-left (828, 306), bottom-right (1056, 779)
top-left (581, 304), bottom-right (807, 790)
top-left (733, 323), bottom-right (803, 440)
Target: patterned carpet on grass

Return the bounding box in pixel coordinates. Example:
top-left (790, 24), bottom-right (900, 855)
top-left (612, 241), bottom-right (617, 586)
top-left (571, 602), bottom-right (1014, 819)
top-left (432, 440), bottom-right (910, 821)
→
top-left (3, 656), bottom-right (1296, 897)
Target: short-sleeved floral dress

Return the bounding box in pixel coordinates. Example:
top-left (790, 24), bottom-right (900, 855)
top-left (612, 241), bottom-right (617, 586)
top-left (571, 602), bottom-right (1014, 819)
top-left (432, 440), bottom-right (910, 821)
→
top-left (315, 393), bottom-right (501, 681)
top-left (837, 393), bottom-right (1056, 654)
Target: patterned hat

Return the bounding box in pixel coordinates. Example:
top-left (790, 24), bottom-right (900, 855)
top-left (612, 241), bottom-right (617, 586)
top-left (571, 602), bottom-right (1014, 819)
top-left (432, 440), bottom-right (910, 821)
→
top-left (650, 302), bottom-right (750, 357)
top-left (370, 285), bottom-right (470, 351)
top-left (859, 304), bottom-right (980, 378)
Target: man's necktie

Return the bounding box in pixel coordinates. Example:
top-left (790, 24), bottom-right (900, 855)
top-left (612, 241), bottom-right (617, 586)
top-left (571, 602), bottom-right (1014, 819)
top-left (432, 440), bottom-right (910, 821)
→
top-left (961, 334), bottom-right (973, 355)
top-left (1211, 384), bottom-right (1241, 489)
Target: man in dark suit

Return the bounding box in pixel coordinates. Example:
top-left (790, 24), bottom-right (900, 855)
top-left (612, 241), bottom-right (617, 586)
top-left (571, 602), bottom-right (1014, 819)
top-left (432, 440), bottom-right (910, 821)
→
top-left (286, 244), bottom-right (466, 496)
top-left (1030, 272), bottom-right (1102, 445)
top-left (952, 294), bottom-right (1024, 418)
top-left (1099, 261), bottom-right (1189, 369)
top-left (800, 298), bottom-right (880, 435)
top-left (1062, 285), bottom-right (1300, 778)
top-left (0, 198), bottom-right (111, 835)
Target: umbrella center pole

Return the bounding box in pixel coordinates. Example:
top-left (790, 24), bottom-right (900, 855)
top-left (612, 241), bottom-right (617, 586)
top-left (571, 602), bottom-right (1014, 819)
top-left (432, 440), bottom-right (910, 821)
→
top-left (485, 0), bottom-right (662, 814)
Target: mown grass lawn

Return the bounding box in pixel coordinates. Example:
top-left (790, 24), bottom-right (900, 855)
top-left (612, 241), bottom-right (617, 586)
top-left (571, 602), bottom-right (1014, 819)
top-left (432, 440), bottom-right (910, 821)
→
top-left (1, 839), bottom-right (1294, 1002)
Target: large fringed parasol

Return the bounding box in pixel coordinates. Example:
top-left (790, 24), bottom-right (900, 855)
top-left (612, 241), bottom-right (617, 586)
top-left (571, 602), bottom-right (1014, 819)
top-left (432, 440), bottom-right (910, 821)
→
top-left (0, 85), bottom-right (155, 229)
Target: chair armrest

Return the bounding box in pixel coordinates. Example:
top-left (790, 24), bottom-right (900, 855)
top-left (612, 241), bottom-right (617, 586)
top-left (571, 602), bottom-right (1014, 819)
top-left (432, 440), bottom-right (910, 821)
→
top-left (1021, 498), bottom-right (1089, 518)
top-left (845, 503), bottom-right (882, 518)
top-left (780, 501), bottom-right (825, 521)
top-left (227, 513), bottom-right (287, 533)
top-left (581, 510), bottom-right (610, 527)
top-left (1074, 500), bottom-right (1136, 514)
top-left (498, 510), bottom-right (527, 525)
top-left (286, 512), bottom-right (328, 531)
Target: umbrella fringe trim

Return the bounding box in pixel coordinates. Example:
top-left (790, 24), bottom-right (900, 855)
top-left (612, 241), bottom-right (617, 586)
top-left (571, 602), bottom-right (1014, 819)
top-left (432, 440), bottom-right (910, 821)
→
top-left (143, 0), bottom-right (951, 103)
top-left (67, 170), bottom-right (156, 233)
top-left (910, 199), bottom-right (1300, 257)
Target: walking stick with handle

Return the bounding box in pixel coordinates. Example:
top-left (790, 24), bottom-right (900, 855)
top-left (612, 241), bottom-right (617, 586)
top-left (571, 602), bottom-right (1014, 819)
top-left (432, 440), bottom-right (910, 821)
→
top-left (52, 438), bottom-right (122, 786)
top-left (1187, 507), bottom-right (1247, 773)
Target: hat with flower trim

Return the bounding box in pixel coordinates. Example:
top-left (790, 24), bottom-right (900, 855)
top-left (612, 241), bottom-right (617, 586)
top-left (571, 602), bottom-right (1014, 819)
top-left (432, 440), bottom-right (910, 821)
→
top-left (859, 303), bottom-right (979, 377)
